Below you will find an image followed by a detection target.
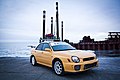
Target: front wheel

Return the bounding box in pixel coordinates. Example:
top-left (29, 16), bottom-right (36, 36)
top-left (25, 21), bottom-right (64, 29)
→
top-left (53, 60), bottom-right (64, 75)
top-left (31, 56), bottom-right (37, 66)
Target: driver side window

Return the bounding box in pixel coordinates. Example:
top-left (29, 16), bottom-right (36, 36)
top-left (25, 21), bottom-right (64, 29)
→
top-left (41, 43), bottom-right (51, 51)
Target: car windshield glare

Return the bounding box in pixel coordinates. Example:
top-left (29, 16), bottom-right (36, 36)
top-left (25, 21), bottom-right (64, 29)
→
top-left (51, 42), bottom-right (76, 51)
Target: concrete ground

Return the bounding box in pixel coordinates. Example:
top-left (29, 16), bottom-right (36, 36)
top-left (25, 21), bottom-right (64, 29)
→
top-left (0, 57), bottom-right (120, 80)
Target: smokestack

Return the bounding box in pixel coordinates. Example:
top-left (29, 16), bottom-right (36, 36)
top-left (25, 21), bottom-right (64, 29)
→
top-left (51, 17), bottom-right (53, 34)
top-left (43, 10), bottom-right (46, 39)
top-left (56, 2), bottom-right (59, 39)
top-left (61, 21), bottom-right (63, 41)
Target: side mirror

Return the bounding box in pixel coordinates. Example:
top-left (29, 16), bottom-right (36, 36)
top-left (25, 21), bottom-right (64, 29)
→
top-left (45, 48), bottom-right (52, 52)
top-left (28, 45), bottom-right (36, 48)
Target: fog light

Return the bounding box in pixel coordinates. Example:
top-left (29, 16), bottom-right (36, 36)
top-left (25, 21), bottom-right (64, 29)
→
top-left (74, 65), bottom-right (80, 70)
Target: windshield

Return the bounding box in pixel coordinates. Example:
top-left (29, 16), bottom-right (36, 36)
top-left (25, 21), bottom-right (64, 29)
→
top-left (50, 42), bottom-right (76, 51)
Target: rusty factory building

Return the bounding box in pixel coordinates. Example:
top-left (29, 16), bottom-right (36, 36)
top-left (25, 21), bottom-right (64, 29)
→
top-left (72, 32), bottom-right (120, 50)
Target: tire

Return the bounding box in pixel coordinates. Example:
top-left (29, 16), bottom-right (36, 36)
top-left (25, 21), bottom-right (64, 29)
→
top-left (31, 56), bottom-right (37, 66)
top-left (53, 60), bottom-right (64, 75)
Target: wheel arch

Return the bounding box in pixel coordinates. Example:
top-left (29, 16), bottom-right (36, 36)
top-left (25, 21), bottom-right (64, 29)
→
top-left (52, 57), bottom-right (65, 75)
top-left (52, 58), bottom-right (63, 68)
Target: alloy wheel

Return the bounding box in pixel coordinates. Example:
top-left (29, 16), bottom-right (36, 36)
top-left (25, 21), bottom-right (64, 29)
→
top-left (31, 56), bottom-right (36, 66)
top-left (54, 61), bottom-right (63, 75)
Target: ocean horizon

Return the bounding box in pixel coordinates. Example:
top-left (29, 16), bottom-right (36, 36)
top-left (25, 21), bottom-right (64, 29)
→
top-left (0, 41), bottom-right (119, 57)
top-left (0, 41), bottom-right (38, 57)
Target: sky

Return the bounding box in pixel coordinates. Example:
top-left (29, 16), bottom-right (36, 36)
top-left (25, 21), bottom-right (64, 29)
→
top-left (0, 0), bottom-right (120, 43)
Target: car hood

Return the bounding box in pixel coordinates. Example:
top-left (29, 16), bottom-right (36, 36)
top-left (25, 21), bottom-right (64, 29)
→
top-left (54, 50), bottom-right (96, 58)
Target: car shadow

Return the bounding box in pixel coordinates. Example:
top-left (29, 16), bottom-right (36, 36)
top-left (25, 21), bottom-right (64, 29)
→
top-left (59, 69), bottom-right (99, 80)
top-left (34, 63), bottom-right (98, 78)
top-left (35, 63), bottom-right (52, 69)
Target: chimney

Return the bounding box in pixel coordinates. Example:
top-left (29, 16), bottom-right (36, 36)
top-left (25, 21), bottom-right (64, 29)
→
top-left (56, 2), bottom-right (59, 39)
top-left (43, 10), bottom-right (46, 39)
top-left (51, 17), bottom-right (53, 34)
top-left (61, 21), bottom-right (63, 41)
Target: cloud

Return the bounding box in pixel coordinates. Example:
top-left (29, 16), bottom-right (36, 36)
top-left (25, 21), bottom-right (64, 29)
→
top-left (0, 0), bottom-right (120, 42)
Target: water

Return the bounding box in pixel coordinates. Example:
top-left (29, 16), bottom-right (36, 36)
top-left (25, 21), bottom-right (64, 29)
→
top-left (0, 42), bottom-right (38, 57)
top-left (0, 42), bottom-right (119, 57)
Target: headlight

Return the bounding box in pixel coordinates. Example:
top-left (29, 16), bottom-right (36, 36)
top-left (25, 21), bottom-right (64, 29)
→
top-left (95, 56), bottom-right (97, 59)
top-left (71, 56), bottom-right (80, 63)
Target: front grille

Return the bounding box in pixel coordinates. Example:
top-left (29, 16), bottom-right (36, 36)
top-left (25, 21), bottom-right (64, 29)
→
top-left (83, 57), bottom-right (94, 61)
top-left (84, 62), bottom-right (97, 69)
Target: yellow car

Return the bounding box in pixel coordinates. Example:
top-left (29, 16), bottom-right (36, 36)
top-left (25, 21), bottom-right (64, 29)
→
top-left (30, 41), bottom-right (98, 75)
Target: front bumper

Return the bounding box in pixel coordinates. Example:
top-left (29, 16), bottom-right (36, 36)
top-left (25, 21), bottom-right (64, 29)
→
top-left (63, 59), bottom-right (98, 72)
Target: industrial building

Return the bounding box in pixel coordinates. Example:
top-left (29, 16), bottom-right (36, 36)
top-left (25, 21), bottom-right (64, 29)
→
top-left (39, 2), bottom-right (64, 42)
top-left (39, 2), bottom-right (120, 52)
top-left (73, 32), bottom-right (120, 50)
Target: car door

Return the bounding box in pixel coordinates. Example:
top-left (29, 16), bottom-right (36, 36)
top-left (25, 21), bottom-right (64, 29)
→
top-left (41, 43), bottom-right (52, 65)
top-left (35, 43), bottom-right (44, 63)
